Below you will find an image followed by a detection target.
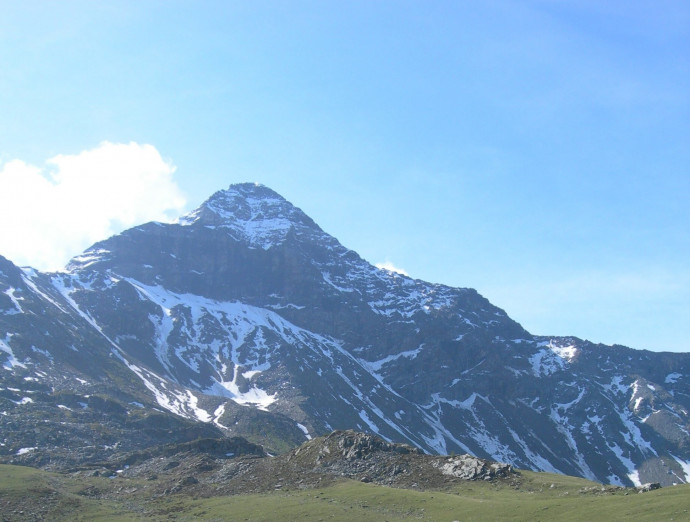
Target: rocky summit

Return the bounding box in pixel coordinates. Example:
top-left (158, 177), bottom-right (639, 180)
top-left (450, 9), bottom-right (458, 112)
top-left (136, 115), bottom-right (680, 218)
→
top-left (1, 183), bottom-right (689, 486)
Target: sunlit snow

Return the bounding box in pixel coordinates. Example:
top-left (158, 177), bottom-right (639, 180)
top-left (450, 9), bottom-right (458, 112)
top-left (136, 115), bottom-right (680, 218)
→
top-left (665, 372), bottom-right (682, 384)
top-left (0, 335), bottom-right (26, 370)
top-left (297, 422), bottom-right (312, 440)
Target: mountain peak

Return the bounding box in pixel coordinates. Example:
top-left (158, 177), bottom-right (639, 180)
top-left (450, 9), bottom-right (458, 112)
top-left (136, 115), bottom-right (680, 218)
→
top-left (210, 182), bottom-right (283, 202)
top-left (178, 183), bottom-right (322, 249)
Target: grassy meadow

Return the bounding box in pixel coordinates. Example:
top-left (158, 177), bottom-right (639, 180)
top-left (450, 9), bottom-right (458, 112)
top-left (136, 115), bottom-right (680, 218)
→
top-left (1, 464), bottom-right (689, 521)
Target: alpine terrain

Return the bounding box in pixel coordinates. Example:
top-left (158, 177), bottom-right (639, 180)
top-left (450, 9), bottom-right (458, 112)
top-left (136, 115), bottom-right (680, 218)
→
top-left (1, 183), bottom-right (688, 487)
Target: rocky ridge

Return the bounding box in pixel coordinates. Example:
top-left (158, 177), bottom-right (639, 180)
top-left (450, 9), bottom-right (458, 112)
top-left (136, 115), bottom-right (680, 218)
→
top-left (80, 430), bottom-right (518, 495)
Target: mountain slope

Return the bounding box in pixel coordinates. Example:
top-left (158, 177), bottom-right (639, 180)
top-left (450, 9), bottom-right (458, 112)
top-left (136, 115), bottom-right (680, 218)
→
top-left (1, 183), bottom-right (688, 485)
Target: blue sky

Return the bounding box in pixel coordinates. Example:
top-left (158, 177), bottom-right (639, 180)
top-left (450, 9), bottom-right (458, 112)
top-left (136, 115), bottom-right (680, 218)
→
top-left (1, 1), bottom-right (688, 352)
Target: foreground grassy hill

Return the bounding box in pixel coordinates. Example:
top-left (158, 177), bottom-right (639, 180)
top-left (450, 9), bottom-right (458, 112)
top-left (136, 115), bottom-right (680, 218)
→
top-left (2, 462), bottom-right (689, 521)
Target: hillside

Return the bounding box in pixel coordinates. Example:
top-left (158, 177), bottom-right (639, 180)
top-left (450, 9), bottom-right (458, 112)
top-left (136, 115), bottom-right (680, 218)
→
top-left (1, 432), bottom-right (688, 521)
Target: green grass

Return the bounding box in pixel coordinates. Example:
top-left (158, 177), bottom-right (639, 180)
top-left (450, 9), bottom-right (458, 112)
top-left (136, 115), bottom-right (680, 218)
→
top-left (2, 464), bottom-right (689, 521)
top-left (0, 464), bottom-right (144, 521)
top-left (148, 479), bottom-right (690, 521)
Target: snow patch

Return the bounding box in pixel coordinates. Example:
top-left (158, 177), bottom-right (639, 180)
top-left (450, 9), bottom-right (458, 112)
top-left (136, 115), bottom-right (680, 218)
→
top-left (322, 272), bottom-right (355, 293)
top-left (550, 343), bottom-right (578, 362)
top-left (3, 288), bottom-right (24, 314)
top-left (358, 409), bottom-right (380, 435)
top-left (31, 346), bottom-right (52, 360)
top-left (0, 335), bottom-right (26, 370)
top-left (297, 423), bottom-right (312, 440)
top-left (530, 349), bottom-right (563, 376)
top-left (530, 340), bottom-right (577, 376)
top-left (553, 387), bottom-right (585, 412)
top-left (213, 404), bottom-right (228, 429)
top-left (183, 390), bottom-right (211, 422)
top-left (665, 373), bottom-right (682, 384)
top-left (209, 377), bottom-right (276, 411)
top-left (360, 346), bottom-right (423, 373)
top-left (21, 271), bottom-right (69, 313)
top-left (670, 454), bottom-right (690, 483)
top-left (68, 249), bottom-right (111, 269)
top-left (265, 303), bottom-right (305, 311)
top-left (601, 375), bottom-right (628, 396)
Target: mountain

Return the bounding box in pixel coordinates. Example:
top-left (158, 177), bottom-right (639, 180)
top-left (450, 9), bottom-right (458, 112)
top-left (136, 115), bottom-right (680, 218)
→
top-left (1, 183), bottom-right (688, 485)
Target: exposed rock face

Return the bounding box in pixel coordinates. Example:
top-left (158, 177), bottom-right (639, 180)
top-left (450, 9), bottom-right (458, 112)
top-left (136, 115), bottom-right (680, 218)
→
top-left (333, 430), bottom-right (423, 460)
top-left (277, 430), bottom-right (518, 490)
top-left (66, 430), bottom-right (520, 497)
top-left (436, 455), bottom-right (513, 481)
top-left (1, 183), bottom-right (689, 487)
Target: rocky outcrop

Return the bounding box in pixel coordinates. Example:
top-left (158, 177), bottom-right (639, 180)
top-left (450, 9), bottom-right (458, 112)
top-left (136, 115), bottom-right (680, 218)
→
top-left (636, 482), bottom-right (662, 493)
top-left (331, 430), bottom-right (423, 460)
top-left (105, 430), bottom-right (519, 495)
top-left (277, 431), bottom-right (518, 489)
top-left (435, 454), bottom-right (513, 480)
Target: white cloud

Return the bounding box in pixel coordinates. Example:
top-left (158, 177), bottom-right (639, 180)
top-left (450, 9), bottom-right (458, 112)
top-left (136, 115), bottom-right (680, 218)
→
top-left (0, 142), bottom-right (186, 270)
top-left (375, 260), bottom-right (409, 276)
